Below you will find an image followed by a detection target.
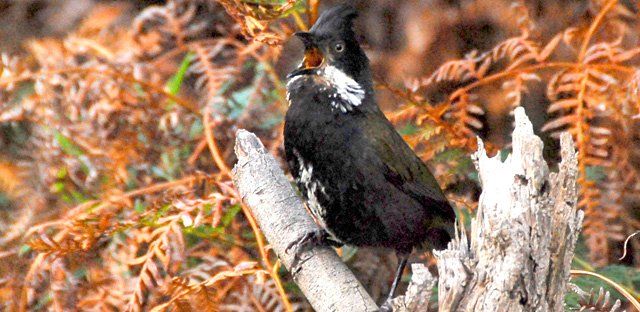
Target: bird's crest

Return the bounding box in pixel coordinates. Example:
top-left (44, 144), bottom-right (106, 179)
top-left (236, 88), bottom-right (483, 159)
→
top-left (309, 4), bottom-right (358, 38)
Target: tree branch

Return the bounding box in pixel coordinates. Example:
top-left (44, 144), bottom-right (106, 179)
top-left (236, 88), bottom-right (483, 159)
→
top-left (232, 129), bottom-right (378, 312)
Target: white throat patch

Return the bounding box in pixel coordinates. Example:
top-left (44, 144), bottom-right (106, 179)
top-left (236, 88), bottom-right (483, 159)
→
top-left (321, 65), bottom-right (365, 113)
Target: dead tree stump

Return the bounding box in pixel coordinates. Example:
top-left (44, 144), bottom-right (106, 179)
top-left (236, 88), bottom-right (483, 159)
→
top-left (435, 107), bottom-right (582, 311)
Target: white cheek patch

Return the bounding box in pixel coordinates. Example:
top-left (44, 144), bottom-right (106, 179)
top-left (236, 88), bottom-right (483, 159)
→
top-left (285, 65), bottom-right (365, 114)
top-left (321, 65), bottom-right (365, 112)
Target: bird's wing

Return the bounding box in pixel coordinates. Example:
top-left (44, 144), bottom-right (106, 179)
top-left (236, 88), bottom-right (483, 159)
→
top-left (364, 112), bottom-right (455, 220)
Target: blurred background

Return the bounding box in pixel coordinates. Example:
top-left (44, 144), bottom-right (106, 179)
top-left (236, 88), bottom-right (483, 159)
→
top-left (0, 0), bottom-right (639, 310)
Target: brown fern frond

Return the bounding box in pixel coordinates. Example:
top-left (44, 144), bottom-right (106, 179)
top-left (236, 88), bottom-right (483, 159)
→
top-left (215, 0), bottom-right (296, 45)
top-left (132, 0), bottom-right (237, 60)
top-left (421, 55), bottom-right (486, 88)
top-left (413, 31), bottom-right (562, 152)
top-left (126, 217), bottom-right (186, 312)
top-left (447, 92), bottom-right (484, 134)
top-left (152, 258), bottom-right (267, 311)
top-left (50, 258), bottom-right (78, 311)
top-left (542, 65), bottom-right (623, 264)
top-left (220, 276), bottom-right (292, 312)
top-left (190, 40), bottom-right (247, 105)
top-left (502, 72), bottom-right (541, 109)
top-left (132, 0), bottom-right (280, 114)
top-left (28, 231), bottom-right (96, 257)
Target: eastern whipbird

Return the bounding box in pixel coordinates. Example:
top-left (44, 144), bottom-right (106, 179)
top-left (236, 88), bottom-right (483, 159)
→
top-left (284, 4), bottom-right (456, 306)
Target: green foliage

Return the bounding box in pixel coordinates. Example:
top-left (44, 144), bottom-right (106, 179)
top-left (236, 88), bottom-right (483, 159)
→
top-left (54, 131), bottom-right (84, 157)
top-left (167, 52), bottom-right (195, 96)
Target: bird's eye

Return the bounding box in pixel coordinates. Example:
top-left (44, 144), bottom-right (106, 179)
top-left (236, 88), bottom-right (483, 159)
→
top-left (334, 42), bottom-right (345, 53)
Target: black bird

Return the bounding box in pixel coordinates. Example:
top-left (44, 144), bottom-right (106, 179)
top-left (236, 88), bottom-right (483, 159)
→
top-left (284, 4), bottom-right (456, 304)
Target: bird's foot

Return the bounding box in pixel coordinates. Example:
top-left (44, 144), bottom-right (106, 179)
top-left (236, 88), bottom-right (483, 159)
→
top-left (285, 229), bottom-right (341, 274)
top-left (379, 298), bottom-right (394, 312)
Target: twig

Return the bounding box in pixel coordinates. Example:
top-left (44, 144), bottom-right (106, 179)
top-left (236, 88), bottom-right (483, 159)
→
top-left (618, 230), bottom-right (640, 261)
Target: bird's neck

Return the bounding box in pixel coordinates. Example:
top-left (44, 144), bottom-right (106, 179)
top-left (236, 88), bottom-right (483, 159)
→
top-left (286, 62), bottom-right (376, 115)
top-left (320, 65), bottom-right (374, 113)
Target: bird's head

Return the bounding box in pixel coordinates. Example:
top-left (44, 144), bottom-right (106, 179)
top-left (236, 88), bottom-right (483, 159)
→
top-left (287, 5), bottom-right (371, 87)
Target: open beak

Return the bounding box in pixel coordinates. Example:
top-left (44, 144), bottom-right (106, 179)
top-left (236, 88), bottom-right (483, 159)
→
top-left (287, 32), bottom-right (325, 79)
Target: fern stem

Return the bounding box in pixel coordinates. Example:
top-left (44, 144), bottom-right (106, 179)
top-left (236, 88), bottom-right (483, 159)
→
top-left (291, 10), bottom-right (308, 31)
top-left (307, 0), bottom-right (320, 25)
top-left (449, 62), bottom-right (633, 101)
top-left (203, 107), bottom-right (233, 178)
top-left (24, 175), bottom-right (210, 237)
top-left (578, 0), bottom-right (618, 61)
top-left (573, 255), bottom-right (596, 272)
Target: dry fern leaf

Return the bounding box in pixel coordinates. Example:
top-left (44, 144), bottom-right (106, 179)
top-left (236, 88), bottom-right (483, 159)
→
top-left (132, 0), bottom-right (237, 60)
top-left (220, 277), bottom-right (293, 312)
top-left (127, 219), bottom-right (185, 307)
top-left (215, 0), bottom-right (295, 45)
top-left (542, 50), bottom-right (634, 263)
top-left (151, 257), bottom-right (270, 312)
top-left (133, 0), bottom-right (258, 110)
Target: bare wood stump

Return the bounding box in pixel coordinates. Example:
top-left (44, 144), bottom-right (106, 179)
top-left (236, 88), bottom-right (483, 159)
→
top-left (436, 107), bottom-right (582, 311)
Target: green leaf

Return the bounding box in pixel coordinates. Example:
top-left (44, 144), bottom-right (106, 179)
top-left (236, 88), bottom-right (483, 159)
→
top-left (134, 199), bottom-right (146, 213)
top-left (585, 166), bottom-right (606, 182)
top-left (18, 244), bottom-right (31, 256)
top-left (54, 131), bottom-right (84, 156)
top-left (166, 52), bottom-right (195, 96)
top-left (221, 204), bottom-right (242, 227)
top-left (70, 190), bottom-right (88, 203)
top-left (56, 167), bottom-right (67, 179)
top-left (50, 182), bottom-right (65, 193)
top-left (398, 123), bottom-right (419, 136)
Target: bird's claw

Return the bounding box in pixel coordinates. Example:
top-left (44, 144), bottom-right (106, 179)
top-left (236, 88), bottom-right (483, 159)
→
top-left (286, 229), bottom-right (340, 274)
top-left (285, 230), bottom-right (327, 254)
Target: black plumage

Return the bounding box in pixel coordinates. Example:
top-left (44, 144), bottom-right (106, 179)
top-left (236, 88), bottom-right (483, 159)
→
top-left (283, 4), bottom-right (456, 304)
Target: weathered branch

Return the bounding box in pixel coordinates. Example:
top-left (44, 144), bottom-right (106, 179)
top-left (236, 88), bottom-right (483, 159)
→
top-left (436, 107), bottom-right (583, 311)
top-left (232, 130), bottom-right (378, 312)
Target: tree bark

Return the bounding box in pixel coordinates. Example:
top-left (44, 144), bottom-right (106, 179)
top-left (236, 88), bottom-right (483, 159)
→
top-left (232, 129), bottom-right (378, 312)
